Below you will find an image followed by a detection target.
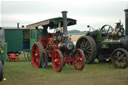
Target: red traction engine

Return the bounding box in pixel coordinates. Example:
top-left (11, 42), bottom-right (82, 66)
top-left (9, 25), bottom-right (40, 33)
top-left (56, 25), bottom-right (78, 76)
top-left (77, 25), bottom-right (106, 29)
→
top-left (27, 11), bottom-right (86, 72)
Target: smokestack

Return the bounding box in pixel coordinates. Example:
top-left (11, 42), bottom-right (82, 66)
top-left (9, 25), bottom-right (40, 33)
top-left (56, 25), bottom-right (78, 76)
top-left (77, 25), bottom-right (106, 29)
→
top-left (62, 11), bottom-right (68, 35)
top-left (124, 9), bottom-right (128, 35)
top-left (17, 22), bottom-right (20, 29)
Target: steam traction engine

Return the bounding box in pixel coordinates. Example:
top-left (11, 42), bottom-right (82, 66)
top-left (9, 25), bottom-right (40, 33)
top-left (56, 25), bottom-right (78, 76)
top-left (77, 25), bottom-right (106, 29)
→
top-left (76, 9), bottom-right (128, 68)
top-left (27, 11), bottom-right (85, 72)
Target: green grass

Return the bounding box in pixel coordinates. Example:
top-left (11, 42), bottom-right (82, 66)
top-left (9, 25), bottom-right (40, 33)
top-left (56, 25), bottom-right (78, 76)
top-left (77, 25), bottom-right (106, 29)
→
top-left (0, 61), bottom-right (128, 85)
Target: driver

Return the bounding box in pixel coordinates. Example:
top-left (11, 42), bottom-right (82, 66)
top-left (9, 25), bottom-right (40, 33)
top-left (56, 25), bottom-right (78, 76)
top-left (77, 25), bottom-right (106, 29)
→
top-left (56, 22), bottom-right (63, 41)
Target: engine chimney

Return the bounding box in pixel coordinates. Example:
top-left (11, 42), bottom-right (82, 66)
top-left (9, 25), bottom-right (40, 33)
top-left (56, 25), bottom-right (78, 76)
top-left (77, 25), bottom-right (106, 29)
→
top-left (62, 11), bottom-right (68, 35)
top-left (124, 9), bottom-right (128, 35)
top-left (17, 22), bottom-right (20, 29)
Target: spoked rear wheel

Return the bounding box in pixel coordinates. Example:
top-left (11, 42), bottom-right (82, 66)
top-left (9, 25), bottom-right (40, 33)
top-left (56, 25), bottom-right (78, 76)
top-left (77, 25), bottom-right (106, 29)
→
top-left (0, 61), bottom-right (3, 81)
top-left (73, 49), bottom-right (85, 70)
top-left (76, 36), bottom-right (97, 64)
top-left (31, 42), bottom-right (44, 68)
top-left (111, 48), bottom-right (128, 68)
top-left (52, 50), bottom-right (63, 72)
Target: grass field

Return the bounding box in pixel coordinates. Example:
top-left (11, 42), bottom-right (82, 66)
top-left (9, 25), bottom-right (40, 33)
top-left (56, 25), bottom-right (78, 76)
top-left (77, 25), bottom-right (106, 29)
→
top-left (0, 61), bottom-right (128, 85)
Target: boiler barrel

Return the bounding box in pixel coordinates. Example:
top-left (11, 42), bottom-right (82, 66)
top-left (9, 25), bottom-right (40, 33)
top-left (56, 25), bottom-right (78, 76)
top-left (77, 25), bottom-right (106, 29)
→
top-left (120, 37), bottom-right (128, 50)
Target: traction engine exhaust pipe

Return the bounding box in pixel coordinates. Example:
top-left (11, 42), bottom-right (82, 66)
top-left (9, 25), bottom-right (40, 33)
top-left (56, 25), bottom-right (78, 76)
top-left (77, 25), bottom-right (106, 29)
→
top-left (124, 9), bottom-right (128, 35)
top-left (62, 11), bottom-right (68, 35)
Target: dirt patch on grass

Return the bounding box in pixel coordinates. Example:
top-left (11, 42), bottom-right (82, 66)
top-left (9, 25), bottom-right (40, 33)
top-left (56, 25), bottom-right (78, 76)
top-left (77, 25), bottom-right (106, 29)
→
top-left (71, 34), bottom-right (83, 42)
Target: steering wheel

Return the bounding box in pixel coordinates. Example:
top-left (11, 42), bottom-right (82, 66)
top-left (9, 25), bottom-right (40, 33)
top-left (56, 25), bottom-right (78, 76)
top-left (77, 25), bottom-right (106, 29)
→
top-left (101, 25), bottom-right (114, 34)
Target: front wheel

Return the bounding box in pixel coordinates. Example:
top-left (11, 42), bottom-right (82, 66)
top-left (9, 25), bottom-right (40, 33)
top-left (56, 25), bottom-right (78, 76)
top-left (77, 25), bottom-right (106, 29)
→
top-left (72, 49), bottom-right (86, 70)
top-left (0, 61), bottom-right (3, 81)
top-left (52, 50), bottom-right (63, 72)
top-left (111, 48), bottom-right (128, 68)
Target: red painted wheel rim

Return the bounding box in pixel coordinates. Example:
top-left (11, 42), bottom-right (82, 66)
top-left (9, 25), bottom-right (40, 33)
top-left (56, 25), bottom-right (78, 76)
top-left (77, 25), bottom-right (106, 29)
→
top-left (52, 51), bottom-right (62, 72)
top-left (73, 50), bottom-right (84, 70)
top-left (31, 44), bottom-right (40, 67)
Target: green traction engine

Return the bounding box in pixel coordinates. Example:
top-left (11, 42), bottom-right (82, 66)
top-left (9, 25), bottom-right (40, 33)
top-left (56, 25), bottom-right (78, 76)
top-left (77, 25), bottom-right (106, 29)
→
top-left (76, 9), bottom-right (128, 68)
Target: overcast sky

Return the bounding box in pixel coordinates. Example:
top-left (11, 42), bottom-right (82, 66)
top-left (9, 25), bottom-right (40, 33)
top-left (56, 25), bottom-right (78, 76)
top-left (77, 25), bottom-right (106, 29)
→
top-left (1, 0), bottom-right (128, 31)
